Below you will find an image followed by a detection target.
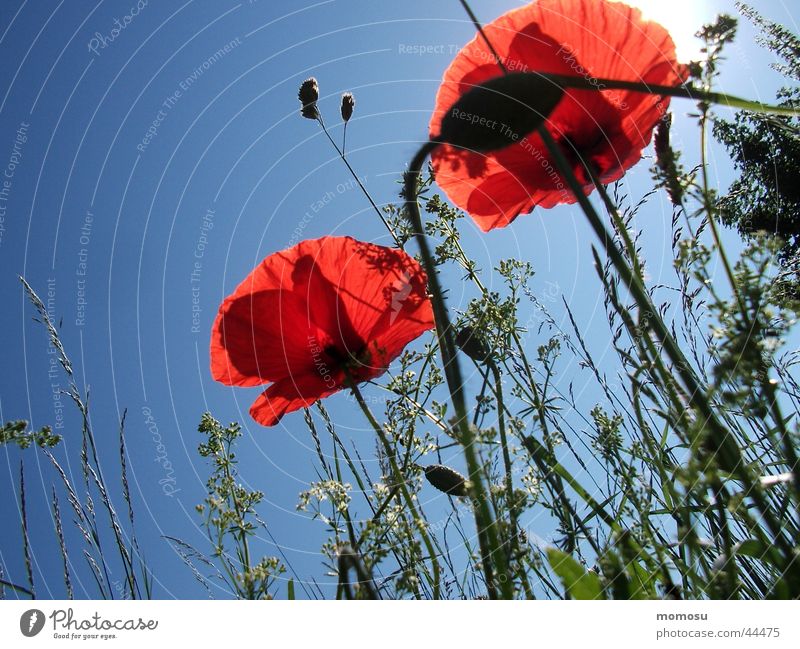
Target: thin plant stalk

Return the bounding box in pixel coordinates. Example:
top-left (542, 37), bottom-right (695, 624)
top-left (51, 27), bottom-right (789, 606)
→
top-left (19, 462), bottom-right (35, 599)
top-left (316, 115), bottom-right (401, 247)
top-left (488, 359), bottom-right (533, 598)
top-left (405, 141), bottom-right (515, 598)
top-left (537, 73), bottom-right (800, 117)
top-left (346, 374), bottom-right (442, 599)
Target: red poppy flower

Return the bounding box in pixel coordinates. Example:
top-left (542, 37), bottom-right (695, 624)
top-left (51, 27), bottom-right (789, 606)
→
top-left (210, 236), bottom-right (434, 426)
top-left (430, 0), bottom-right (687, 231)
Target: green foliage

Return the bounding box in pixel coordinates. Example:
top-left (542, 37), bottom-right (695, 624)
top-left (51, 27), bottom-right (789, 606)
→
top-left (714, 95), bottom-right (800, 262)
top-left (713, 6), bottom-right (800, 279)
top-left (195, 413), bottom-right (285, 599)
top-left (1, 420), bottom-right (61, 450)
top-left (547, 548), bottom-right (604, 600)
top-left (590, 406), bottom-right (624, 463)
top-left (737, 2), bottom-right (800, 81)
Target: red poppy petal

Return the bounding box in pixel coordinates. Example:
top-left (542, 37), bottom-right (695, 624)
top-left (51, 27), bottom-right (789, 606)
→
top-left (286, 246), bottom-right (363, 355)
top-left (218, 236), bottom-right (400, 313)
top-left (209, 237), bottom-right (361, 387)
top-left (504, 0), bottom-right (686, 159)
top-left (260, 236), bottom-right (432, 354)
top-left (210, 289), bottom-right (329, 387)
top-left (249, 372), bottom-right (342, 427)
top-left (367, 317), bottom-right (436, 371)
top-left (433, 159), bottom-right (538, 231)
top-left (317, 237), bottom-right (434, 347)
top-left (490, 88), bottom-right (621, 185)
top-left (430, 63), bottom-right (507, 139)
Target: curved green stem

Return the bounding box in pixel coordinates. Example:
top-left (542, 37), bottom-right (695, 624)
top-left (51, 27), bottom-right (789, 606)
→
top-left (405, 141), bottom-right (514, 598)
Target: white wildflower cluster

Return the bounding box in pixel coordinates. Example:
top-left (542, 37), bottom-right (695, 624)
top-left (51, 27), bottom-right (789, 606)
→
top-left (297, 480), bottom-right (352, 513)
top-left (372, 481), bottom-right (390, 498)
top-left (521, 466), bottom-right (541, 499)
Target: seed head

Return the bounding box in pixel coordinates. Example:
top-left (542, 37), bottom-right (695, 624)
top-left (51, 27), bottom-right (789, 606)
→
top-left (341, 92), bottom-right (355, 123)
top-left (298, 77), bottom-right (320, 120)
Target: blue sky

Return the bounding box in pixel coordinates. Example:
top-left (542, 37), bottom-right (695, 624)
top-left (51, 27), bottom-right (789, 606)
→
top-left (0, 0), bottom-right (797, 599)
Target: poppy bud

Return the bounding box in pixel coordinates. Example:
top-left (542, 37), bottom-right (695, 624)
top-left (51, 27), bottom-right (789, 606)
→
top-left (437, 72), bottom-right (563, 153)
top-left (424, 464), bottom-right (469, 497)
top-left (298, 77), bottom-right (320, 120)
top-left (341, 92), bottom-right (355, 123)
top-left (455, 326), bottom-right (491, 363)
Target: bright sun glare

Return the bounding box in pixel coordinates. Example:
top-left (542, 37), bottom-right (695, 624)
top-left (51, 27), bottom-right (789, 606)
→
top-left (625, 0), bottom-right (707, 61)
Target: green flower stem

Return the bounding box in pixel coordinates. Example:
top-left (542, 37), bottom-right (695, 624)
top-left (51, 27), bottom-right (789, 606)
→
top-left (429, 153), bottom-right (581, 552)
top-left (337, 545), bottom-right (379, 599)
top-left (223, 437), bottom-right (255, 599)
top-left (405, 140), bottom-right (515, 599)
top-left (584, 164), bottom-right (645, 282)
top-left (489, 361), bottom-right (516, 527)
top-left (536, 125), bottom-right (797, 583)
top-left (330, 438), bottom-right (361, 556)
top-left (346, 374), bottom-right (442, 599)
top-left (454, 0), bottom-right (614, 554)
top-left (712, 481), bottom-right (739, 597)
top-left (539, 73), bottom-right (800, 117)
top-left (488, 359), bottom-right (534, 599)
top-left (458, 0), bottom-right (507, 73)
top-left (698, 110), bottom-right (745, 314)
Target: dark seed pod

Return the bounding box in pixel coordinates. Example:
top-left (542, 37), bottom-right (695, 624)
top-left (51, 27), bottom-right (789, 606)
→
top-left (298, 77), bottom-right (320, 120)
top-left (341, 92), bottom-right (355, 123)
top-left (424, 464), bottom-right (469, 497)
top-left (653, 113), bottom-right (684, 206)
top-left (455, 326), bottom-right (491, 363)
top-left (437, 72), bottom-right (563, 153)
top-left (653, 112), bottom-right (671, 159)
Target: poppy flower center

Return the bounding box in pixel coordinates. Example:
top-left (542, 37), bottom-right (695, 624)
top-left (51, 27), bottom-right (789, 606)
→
top-left (323, 343), bottom-right (371, 375)
top-left (323, 344), bottom-right (349, 364)
top-left (561, 128), bottom-right (614, 178)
